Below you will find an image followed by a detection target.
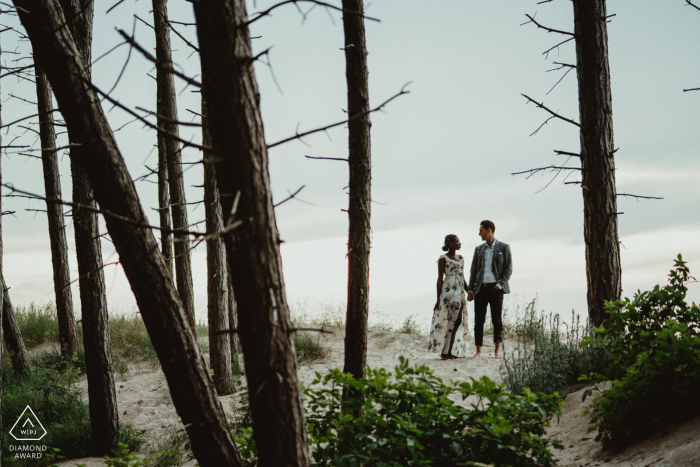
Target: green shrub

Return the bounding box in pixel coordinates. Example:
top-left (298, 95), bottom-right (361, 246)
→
top-left (12, 302), bottom-right (62, 347)
top-left (302, 357), bottom-right (563, 466)
top-left (501, 311), bottom-right (607, 396)
top-left (2, 356), bottom-right (143, 465)
top-left (396, 314), bottom-right (425, 336)
top-left (580, 254), bottom-right (700, 448)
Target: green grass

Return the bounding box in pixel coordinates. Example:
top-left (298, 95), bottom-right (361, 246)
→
top-left (500, 305), bottom-right (608, 396)
top-left (1, 354), bottom-right (144, 465)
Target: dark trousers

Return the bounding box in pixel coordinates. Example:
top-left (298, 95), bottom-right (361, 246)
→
top-left (474, 283), bottom-right (504, 346)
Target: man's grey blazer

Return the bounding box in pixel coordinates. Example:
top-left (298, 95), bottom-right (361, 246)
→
top-left (468, 240), bottom-right (513, 295)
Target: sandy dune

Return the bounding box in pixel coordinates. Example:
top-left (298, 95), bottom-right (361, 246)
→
top-left (55, 330), bottom-right (700, 466)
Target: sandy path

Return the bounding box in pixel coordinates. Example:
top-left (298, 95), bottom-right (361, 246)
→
top-left (54, 330), bottom-right (700, 466)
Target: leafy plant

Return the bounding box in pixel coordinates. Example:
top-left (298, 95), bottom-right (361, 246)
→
top-left (302, 357), bottom-right (563, 466)
top-left (580, 254), bottom-right (700, 448)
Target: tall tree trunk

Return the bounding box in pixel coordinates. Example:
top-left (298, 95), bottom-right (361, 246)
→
top-left (1, 44), bottom-right (4, 452)
top-left (227, 262), bottom-right (238, 362)
top-left (2, 276), bottom-right (31, 376)
top-left (341, 0), bottom-right (372, 392)
top-left (152, 0), bottom-right (195, 331)
top-left (202, 98), bottom-right (232, 395)
top-left (14, 1), bottom-right (242, 464)
top-left (57, 0), bottom-right (120, 453)
top-left (158, 135), bottom-right (173, 278)
top-left (573, 0), bottom-right (621, 327)
top-left (36, 66), bottom-right (78, 356)
top-left (194, 1), bottom-right (310, 465)
top-left (154, 0), bottom-right (173, 281)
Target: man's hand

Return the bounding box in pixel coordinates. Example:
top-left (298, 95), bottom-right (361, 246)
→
top-left (467, 292), bottom-right (475, 302)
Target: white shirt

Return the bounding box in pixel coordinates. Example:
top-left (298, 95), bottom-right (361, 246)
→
top-left (483, 240), bottom-right (501, 288)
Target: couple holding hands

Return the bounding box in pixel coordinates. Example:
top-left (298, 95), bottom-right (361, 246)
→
top-left (428, 220), bottom-right (513, 360)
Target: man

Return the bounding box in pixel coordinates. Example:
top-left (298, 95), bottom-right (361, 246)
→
top-left (467, 220), bottom-right (512, 359)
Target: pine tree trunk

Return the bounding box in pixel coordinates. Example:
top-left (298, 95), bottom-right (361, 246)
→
top-left (158, 136), bottom-right (173, 278)
top-left (152, 0), bottom-right (195, 331)
top-left (341, 0), bottom-right (372, 391)
top-left (57, 0), bottom-right (120, 453)
top-left (0, 40), bottom-right (3, 464)
top-left (14, 1), bottom-right (243, 464)
top-left (573, 0), bottom-right (621, 327)
top-left (202, 99), bottom-right (233, 395)
top-left (35, 66), bottom-right (78, 356)
top-left (2, 276), bottom-right (31, 376)
top-left (227, 262), bottom-right (238, 361)
top-left (194, 1), bottom-right (310, 465)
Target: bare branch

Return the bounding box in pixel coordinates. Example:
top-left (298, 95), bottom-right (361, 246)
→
top-left (524, 13), bottom-right (574, 36)
top-left (244, 0), bottom-right (380, 28)
top-left (683, 87), bottom-right (700, 92)
top-left (269, 83), bottom-right (411, 149)
top-left (305, 155), bottom-right (348, 162)
top-left (522, 94), bottom-right (580, 128)
top-left (616, 193), bottom-right (663, 200)
top-left (87, 78), bottom-right (209, 151)
top-left (554, 150), bottom-right (581, 157)
top-left (511, 165), bottom-right (581, 177)
top-left (542, 36), bottom-right (575, 59)
top-left (273, 185), bottom-right (305, 208)
top-left (116, 29), bottom-right (202, 88)
top-left (686, 0), bottom-right (700, 12)
top-left (0, 183), bottom-right (232, 239)
top-left (135, 107), bottom-right (203, 127)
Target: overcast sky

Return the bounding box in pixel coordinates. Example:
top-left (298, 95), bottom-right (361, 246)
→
top-left (1, 0), bottom-right (699, 329)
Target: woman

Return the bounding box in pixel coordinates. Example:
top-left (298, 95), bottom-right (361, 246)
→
top-left (428, 234), bottom-right (470, 359)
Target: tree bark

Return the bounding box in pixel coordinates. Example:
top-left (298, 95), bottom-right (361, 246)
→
top-left (194, 1), bottom-right (310, 465)
top-left (227, 261), bottom-right (238, 361)
top-left (158, 129), bottom-right (173, 278)
top-left (35, 66), bottom-right (79, 357)
top-left (202, 98), bottom-right (232, 395)
top-left (14, 2), bottom-right (242, 465)
top-left (573, 0), bottom-right (621, 327)
top-left (152, 0), bottom-right (195, 331)
top-left (2, 275), bottom-right (31, 376)
top-left (341, 0), bottom-right (372, 392)
top-left (56, 0), bottom-right (120, 454)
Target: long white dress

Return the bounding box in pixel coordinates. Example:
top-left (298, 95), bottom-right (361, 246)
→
top-left (428, 254), bottom-right (470, 357)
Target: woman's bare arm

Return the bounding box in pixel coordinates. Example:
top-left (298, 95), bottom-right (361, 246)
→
top-left (435, 257), bottom-right (446, 310)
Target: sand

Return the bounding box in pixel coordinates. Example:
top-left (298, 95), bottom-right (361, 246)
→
top-left (53, 330), bottom-right (700, 466)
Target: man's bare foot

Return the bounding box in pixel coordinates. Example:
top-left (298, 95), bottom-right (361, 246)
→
top-left (494, 354), bottom-right (503, 360)
top-left (472, 352), bottom-right (482, 358)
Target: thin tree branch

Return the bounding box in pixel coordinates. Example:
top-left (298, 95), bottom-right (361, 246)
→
top-left (686, 0), bottom-right (700, 12)
top-left (244, 0), bottom-right (380, 27)
top-left (135, 107), bottom-right (203, 127)
top-left (542, 36), bottom-right (575, 59)
top-left (116, 29), bottom-right (202, 88)
top-left (522, 94), bottom-right (580, 127)
top-left (616, 193), bottom-right (663, 200)
top-left (305, 155), bottom-right (348, 162)
top-left (273, 185), bottom-right (305, 208)
top-left (524, 13), bottom-right (574, 36)
top-left (683, 87), bottom-right (700, 92)
top-left (554, 150), bottom-right (581, 157)
top-left (511, 165), bottom-right (581, 177)
top-left (268, 83), bottom-right (411, 149)
top-left (0, 183), bottom-right (233, 239)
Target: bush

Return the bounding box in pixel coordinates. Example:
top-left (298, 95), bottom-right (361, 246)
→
top-left (501, 310), bottom-right (608, 396)
top-left (2, 356), bottom-right (144, 465)
top-left (301, 358), bottom-right (563, 466)
top-left (580, 255), bottom-right (700, 448)
top-left (233, 359), bottom-right (564, 466)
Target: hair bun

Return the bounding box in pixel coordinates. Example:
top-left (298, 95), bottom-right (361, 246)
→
top-left (442, 245), bottom-right (449, 252)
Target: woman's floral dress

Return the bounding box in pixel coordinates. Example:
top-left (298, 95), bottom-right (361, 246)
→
top-left (428, 254), bottom-right (469, 357)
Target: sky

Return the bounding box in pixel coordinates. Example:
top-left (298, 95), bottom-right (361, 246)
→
top-left (1, 0), bottom-right (699, 330)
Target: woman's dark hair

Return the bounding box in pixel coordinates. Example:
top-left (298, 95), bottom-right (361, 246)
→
top-left (480, 220), bottom-right (496, 234)
top-left (442, 234), bottom-right (457, 252)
